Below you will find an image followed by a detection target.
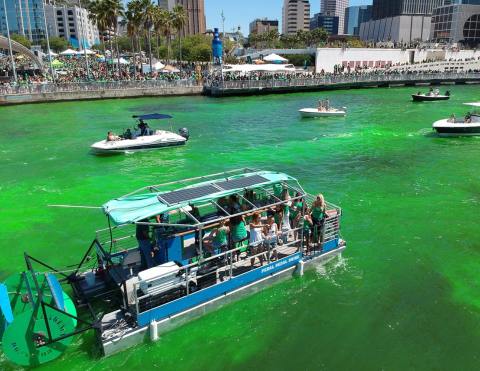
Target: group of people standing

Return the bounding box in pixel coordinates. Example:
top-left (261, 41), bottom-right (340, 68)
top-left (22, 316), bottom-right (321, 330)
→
top-left (135, 189), bottom-right (328, 270)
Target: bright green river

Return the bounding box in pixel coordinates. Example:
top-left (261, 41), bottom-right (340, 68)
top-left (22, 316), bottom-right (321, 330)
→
top-left (1, 86), bottom-right (480, 370)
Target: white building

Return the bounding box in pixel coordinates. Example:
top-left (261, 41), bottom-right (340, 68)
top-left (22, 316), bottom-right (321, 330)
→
top-left (321, 0), bottom-right (348, 35)
top-left (282, 0), bottom-right (311, 35)
top-left (45, 4), bottom-right (100, 48)
top-left (314, 47), bottom-right (480, 73)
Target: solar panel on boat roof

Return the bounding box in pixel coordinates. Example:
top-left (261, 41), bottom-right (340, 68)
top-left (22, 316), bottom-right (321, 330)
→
top-left (215, 174), bottom-right (269, 190)
top-left (160, 184), bottom-right (219, 205)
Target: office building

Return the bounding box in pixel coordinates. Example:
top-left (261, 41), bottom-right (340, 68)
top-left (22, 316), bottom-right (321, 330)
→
top-left (282, 0), bottom-right (311, 35)
top-left (360, 0), bottom-right (446, 42)
top-left (249, 19), bottom-right (279, 35)
top-left (431, 0), bottom-right (480, 46)
top-left (310, 13), bottom-right (339, 35)
top-left (0, 0), bottom-right (47, 44)
top-left (344, 5), bottom-right (372, 35)
top-left (321, 0), bottom-right (348, 35)
top-left (159, 0), bottom-right (206, 36)
top-left (372, 0), bottom-right (446, 20)
top-left (44, 4), bottom-right (99, 48)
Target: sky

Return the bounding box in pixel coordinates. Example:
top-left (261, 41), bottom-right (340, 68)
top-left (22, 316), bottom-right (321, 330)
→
top-left (205, 0), bottom-right (372, 35)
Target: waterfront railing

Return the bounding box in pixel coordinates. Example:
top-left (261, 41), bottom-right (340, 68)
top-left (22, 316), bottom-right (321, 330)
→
top-left (0, 79), bottom-right (202, 96)
top-left (205, 71), bottom-right (480, 91)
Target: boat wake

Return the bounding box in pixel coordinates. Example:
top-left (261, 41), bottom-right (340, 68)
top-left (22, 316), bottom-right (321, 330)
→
top-left (314, 254), bottom-right (349, 286)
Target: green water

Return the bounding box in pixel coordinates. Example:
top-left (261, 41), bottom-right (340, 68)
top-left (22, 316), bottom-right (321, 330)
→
top-left (1, 86), bottom-right (480, 370)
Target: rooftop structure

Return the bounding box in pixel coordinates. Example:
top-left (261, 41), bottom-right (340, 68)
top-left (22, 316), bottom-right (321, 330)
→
top-left (249, 18), bottom-right (279, 35)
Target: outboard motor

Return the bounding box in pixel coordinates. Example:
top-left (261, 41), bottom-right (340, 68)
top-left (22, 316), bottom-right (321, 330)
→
top-left (178, 128), bottom-right (189, 141)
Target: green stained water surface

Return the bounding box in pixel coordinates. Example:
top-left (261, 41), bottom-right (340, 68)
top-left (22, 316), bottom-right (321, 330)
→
top-left (1, 86), bottom-right (480, 370)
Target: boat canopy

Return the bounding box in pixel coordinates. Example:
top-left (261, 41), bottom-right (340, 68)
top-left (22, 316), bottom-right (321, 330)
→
top-left (132, 113), bottom-right (173, 120)
top-left (103, 171), bottom-right (299, 225)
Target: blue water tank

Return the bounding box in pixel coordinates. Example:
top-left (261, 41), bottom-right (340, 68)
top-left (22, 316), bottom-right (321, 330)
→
top-left (212, 27), bottom-right (223, 65)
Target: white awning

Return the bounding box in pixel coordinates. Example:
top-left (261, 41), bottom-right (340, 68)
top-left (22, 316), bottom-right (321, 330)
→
top-left (60, 48), bottom-right (77, 55)
top-left (263, 53), bottom-right (288, 62)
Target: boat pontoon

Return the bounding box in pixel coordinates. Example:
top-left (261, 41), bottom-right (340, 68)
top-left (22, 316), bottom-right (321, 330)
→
top-left (91, 113), bottom-right (189, 154)
top-left (433, 102), bottom-right (480, 136)
top-left (412, 89), bottom-right (450, 102)
top-left (0, 169), bottom-right (346, 366)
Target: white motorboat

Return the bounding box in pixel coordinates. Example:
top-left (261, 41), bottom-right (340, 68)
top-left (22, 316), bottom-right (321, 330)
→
top-left (91, 113), bottom-right (189, 154)
top-left (299, 107), bottom-right (347, 118)
top-left (412, 89), bottom-right (450, 102)
top-left (432, 102), bottom-right (480, 136)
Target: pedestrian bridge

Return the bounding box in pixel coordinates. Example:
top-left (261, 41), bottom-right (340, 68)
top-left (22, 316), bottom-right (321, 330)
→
top-left (204, 72), bottom-right (480, 97)
top-left (0, 35), bottom-right (43, 70)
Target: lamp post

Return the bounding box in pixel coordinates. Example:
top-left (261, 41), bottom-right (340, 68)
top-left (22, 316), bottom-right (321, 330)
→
top-left (78, 0), bottom-right (90, 80)
top-left (41, 0), bottom-right (55, 83)
top-left (2, 0), bottom-right (18, 83)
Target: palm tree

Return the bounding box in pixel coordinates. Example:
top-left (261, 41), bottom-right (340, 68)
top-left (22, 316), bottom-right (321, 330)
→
top-left (124, 2), bottom-right (142, 79)
top-left (137, 0), bottom-right (156, 74)
top-left (155, 8), bottom-right (174, 63)
top-left (104, 0), bottom-right (124, 74)
top-left (88, 0), bottom-right (110, 72)
top-left (171, 5), bottom-right (187, 61)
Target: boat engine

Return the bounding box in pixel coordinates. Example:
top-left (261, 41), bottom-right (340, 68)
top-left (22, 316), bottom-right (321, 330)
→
top-left (178, 128), bottom-right (190, 141)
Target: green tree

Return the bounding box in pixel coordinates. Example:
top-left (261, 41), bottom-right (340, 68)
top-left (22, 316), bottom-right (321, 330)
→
top-left (10, 33), bottom-right (31, 48)
top-left (172, 5), bottom-right (187, 61)
top-left (41, 36), bottom-right (69, 52)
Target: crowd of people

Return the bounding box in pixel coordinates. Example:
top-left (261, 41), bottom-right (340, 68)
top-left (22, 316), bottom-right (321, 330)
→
top-left (135, 184), bottom-right (330, 270)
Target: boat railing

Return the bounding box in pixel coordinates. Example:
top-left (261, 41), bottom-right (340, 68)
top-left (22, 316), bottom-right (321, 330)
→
top-left (131, 224), bottom-right (308, 315)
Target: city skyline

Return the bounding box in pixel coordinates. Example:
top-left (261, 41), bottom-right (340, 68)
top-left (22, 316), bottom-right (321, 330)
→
top-left (204, 0), bottom-right (372, 35)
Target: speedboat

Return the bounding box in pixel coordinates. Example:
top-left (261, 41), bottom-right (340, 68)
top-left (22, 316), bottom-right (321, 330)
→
top-left (91, 113), bottom-right (189, 154)
top-left (412, 89), bottom-right (450, 102)
top-left (299, 107), bottom-right (347, 118)
top-left (432, 102), bottom-right (480, 136)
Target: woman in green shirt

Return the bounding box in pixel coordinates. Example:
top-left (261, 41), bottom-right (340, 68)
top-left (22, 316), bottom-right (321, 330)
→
top-left (311, 194), bottom-right (326, 247)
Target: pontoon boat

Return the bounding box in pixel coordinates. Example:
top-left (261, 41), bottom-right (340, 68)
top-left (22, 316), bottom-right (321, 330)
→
top-left (91, 113), bottom-right (189, 154)
top-left (0, 169), bottom-right (346, 366)
top-left (433, 102), bottom-right (480, 136)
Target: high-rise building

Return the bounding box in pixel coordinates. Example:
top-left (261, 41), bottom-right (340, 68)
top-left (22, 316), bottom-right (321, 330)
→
top-left (44, 4), bottom-right (99, 48)
top-left (282, 0), bottom-right (311, 35)
top-left (344, 5), bottom-right (372, 35)
top-left (360, 0), bottom-right (447, 42)
top-left (310, 13), bottom-right (339, 35)
top-left (0, 0), bottom-right (48, 44)
top-left (321, 0), bottom-right (349, 35)
top-left (372, 0), bottom-right (446, 20)
top-left (249, 19), bottom-right (279, 35)
top-left (160, 0), bottom-right (206, 36)
top-left (431, 0), bottom-right (480, 46)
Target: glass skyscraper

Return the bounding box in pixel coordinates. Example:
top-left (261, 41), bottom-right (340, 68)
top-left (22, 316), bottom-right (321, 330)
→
top-left (0, 0), bottom-right (47, 44)
top-left (372, 0), bottom-right (446, 20)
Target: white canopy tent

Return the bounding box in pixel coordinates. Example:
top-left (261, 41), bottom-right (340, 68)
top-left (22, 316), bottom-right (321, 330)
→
top-left (77, 49), bottom-right (96, 55)
top-left (46, 50), bottom-right (58, 57)
top-left (153, 61), bottom-right (165, 71)
top-left (60, 48), bottom-right (77, 56)
top-left (263, 53), bottom-right (288, 63)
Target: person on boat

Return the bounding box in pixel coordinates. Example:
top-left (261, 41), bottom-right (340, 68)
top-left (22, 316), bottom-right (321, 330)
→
top-left (465, 112), bottom-right (472, 123)
top-left (106, 131), bottom-right (120, 141)
top-left (231, 215), bottom-right (248, 260)
top-left (325, 98), bottom-right (330, 111)
top-left (265, 212), bottom-right (279, 261)
top-left (311, 194), bottom-right (326, 248)
top-left (428, 88), bottom-right (434, 96)
top-left (204, 219), bottom-right (229, 256)
top-left (449, 114), bottom-right (456, 123)
top-left (445, 90), bottom-right (450, 96)
top-left (318, 100), bottom-right (324, 112)
top-left (136, 222), bottom-right (155, 268)
top-left (249, 213), bottom-right (266, 267)
top-left (227, 195), bottom-right (242, 214)
top-left (280, 203), bottom-right (292, 244)
top-left (123, 128), bottom-right (132, 140)
top-left (138, 120), bottom-right (149, 136)
top-left (299, 208), bottom-right (314, 255)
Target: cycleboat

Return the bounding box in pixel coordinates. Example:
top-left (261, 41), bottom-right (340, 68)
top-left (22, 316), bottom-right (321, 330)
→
top-left (0, 169), bottom-right (346, 366)
top-left (432, 102), bottom-right (480, 136)
top-left (91, 113), bottom-right (189, 154)
top-left (299, 107), bottom-right (347, 118)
